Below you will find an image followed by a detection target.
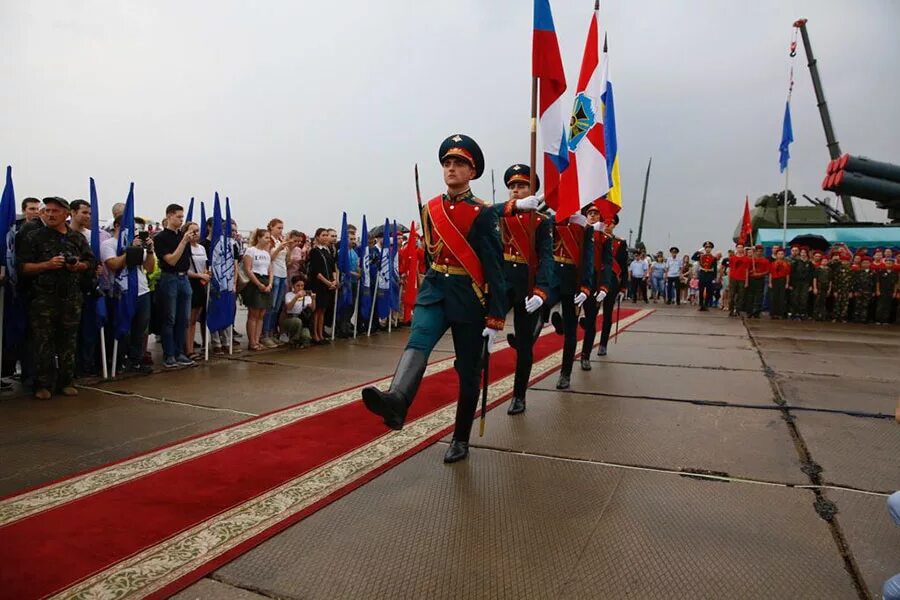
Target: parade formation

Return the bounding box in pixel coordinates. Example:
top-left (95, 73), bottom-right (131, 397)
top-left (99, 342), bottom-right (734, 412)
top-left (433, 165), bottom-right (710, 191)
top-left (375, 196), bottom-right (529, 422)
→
top-left (2, 1), bottom-right (899, 599)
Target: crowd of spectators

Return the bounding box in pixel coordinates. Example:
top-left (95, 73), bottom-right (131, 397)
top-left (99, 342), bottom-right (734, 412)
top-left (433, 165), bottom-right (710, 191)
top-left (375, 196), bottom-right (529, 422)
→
top-left (1, 196), bottom-right (419, 399)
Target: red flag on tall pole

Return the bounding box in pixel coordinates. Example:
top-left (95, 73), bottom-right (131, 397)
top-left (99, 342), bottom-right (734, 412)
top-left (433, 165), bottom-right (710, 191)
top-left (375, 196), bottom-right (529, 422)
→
top-left (739, 195), bottom-right (752, 245)
top-left (402, 222), bottom-right (419, 322)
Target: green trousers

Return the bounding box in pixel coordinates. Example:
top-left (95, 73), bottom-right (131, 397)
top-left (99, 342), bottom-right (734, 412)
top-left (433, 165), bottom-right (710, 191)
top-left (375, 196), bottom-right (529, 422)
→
top-left (728, 279), bottom-right (745, 314)
top-left (746, 277), bottom-right (765, 316)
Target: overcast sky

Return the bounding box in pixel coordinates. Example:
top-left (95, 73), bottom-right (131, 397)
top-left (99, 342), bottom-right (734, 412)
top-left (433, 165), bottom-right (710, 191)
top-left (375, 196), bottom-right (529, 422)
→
top-left (2, 0), bottom-right (898, 252)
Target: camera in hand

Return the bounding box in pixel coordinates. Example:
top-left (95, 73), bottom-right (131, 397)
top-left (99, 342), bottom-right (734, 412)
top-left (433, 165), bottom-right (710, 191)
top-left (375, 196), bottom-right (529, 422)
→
top-left (60, 252), bottom-right (78, 266)
top-left (138, 231), bottom-right (149, 242)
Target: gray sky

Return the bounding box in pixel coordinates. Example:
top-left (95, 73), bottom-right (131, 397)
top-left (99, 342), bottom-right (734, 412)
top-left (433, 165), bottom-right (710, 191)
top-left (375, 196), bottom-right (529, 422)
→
top-left (2, 0), bottom-right (898, 253)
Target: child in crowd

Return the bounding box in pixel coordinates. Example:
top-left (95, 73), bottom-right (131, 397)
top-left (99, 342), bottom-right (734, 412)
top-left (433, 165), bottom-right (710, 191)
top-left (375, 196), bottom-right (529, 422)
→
top-left (688, 267), bottom-right (699, 306)
top-left (282, 276), bottom-right (315, 348)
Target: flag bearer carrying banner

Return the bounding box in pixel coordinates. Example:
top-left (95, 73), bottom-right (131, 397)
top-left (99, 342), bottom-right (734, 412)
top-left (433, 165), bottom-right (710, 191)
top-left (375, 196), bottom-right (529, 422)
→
top-left (362, 134), bottom-right (537, 464)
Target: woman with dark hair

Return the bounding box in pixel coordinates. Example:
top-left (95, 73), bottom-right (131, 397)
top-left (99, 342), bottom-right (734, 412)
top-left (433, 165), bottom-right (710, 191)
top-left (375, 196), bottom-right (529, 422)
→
top-left (241, 228), bottom-right (273, 350)
top-left (307, 227), bottom-right (337, 343)
top-left (287, 230), bottom-right (308, 281)
top-left (184, 222), bottom-right (209, 359)
top-left (262, 218), bottom-right (290, 347)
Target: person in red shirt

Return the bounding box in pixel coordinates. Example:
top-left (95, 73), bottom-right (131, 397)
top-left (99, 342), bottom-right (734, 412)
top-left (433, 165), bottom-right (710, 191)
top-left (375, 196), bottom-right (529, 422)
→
top-left (768, 248), bottom-right (791, 318)
top-left (728, 244), bottom-right (750, 317)
top-left (747, 245), bottom-right (771, 318)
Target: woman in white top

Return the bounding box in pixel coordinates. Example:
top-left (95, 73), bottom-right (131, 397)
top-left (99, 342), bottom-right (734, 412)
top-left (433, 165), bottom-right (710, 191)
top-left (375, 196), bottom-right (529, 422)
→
top-left (185, 222), bottom-right (210, 359)
top-left (262, 218), bottom-right (294, 348)
top-left (241, 228), bottom-right (273, 351)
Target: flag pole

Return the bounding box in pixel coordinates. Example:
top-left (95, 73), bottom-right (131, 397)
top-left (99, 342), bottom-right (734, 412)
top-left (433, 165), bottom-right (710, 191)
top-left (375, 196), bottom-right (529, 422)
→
top-left (99, 326), bottom-right (108, 379)
top-left (367, 282), bottom-right (377, 336)
top-left (111, 340), bottom-right (118, 378)
top-left (528, 75), bottom-right (538, 291)
top-left (331, 271), bottom-right (339, 342)
top-left (782, 165), bottom-right (789, 248)
top-left (352, 275), bottom-right (360, 339)
top-left (204, 283), bottom-right (211, 361)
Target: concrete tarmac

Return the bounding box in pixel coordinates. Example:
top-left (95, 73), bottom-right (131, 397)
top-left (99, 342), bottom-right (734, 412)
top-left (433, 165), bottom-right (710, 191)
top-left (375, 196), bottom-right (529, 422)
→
top-left (2, 305), bottom-right (898, 598)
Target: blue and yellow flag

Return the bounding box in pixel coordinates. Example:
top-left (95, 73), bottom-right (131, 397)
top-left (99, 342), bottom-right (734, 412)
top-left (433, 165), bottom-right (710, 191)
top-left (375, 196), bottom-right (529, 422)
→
top-left (600, 35), bottom-right (622, 218)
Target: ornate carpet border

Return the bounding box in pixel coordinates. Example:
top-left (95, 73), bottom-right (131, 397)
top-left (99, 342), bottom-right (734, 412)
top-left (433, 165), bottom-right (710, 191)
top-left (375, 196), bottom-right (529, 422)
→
top-left (0, 333), bottom-right (523, 526)
top-left (52, 309), bottom-right (651, 600)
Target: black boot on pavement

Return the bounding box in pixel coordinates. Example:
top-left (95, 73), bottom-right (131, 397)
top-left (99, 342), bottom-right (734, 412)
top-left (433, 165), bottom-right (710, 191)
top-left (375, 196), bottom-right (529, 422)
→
top-left (443, 439), bottom-right (469, 463)
top-left (507, 396), bottom-right (526, 415)
top-left (361, 349), bottom-right (427, 430)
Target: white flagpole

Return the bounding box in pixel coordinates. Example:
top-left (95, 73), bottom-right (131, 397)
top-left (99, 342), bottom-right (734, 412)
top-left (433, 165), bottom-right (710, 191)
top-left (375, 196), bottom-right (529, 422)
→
top-left (367, 284), bottom-right (376, 336)
top-left (99, 326), bottom-right (108, 379)
top-left (782, 164), bottom-right (790, 248)
top-left (204, 283), bottom-right (211, 361)
top-left (330, 272), bottom-right (339, 342)
top-left (111, 339), bottom-right (118, 378)
top-left (351, 277), bottom-right (361, 339)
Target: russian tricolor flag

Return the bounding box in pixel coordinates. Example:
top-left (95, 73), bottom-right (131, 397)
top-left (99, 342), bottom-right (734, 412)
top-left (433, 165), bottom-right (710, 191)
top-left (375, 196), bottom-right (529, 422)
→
top-left (557, 3), bottom-right (610, 221)
top-left (533, 0), bottom-right (569, 211)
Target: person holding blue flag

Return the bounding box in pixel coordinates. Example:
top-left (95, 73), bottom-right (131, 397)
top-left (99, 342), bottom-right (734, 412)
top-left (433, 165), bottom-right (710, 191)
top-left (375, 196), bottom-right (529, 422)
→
top-left (17, 197), bottom-right (96, 399)
top-left (204, 194), bottom-right (239, 355)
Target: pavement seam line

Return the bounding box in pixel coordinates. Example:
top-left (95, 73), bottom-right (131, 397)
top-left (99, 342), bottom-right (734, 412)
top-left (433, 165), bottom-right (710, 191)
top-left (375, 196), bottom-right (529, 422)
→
top-left (534, 386), bottom-right (895, 420)
top-left (743, 318), bottom-right (869, 600)
top-left (76, 385), bottom-right (259, 417)
top-left (206, 574), bottom-right (290, 600)
top-left (588, 358), bottom-right (763, 373)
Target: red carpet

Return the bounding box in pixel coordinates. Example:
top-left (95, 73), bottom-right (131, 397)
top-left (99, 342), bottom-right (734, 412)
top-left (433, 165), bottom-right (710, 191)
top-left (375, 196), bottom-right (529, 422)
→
top-left (0, 308), bottom-right (645, 599)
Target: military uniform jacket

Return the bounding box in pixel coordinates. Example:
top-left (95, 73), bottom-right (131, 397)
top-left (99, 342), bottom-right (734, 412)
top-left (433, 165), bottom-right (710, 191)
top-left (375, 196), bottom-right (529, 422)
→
top-left (851, 269), bottom-right (875, 294)
top-left (17, 225), bottom-right (96, 299)
top-left (791, 259), bottom-right (812, 284)
top-left (552, 221), bottom-right (593, 296)
top-left (695, 253), bottom-right (718, 282)
top-left (591, 231), bottom-right (614, 293)
top-left (876, 269), bottom-right (898, 297)
top-left (419, 190), bottom-right (507, 329)
top-left (609, 237), bottom-right (628, 290)
top-left (500, 211), bottom-right (555, 304)
top-left (813, 262), bottom-right (831, 289)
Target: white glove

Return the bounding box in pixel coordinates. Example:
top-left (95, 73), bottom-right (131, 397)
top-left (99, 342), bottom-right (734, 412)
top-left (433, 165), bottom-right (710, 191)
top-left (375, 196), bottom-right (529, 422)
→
top-left (574, 292), bottom-right (587, 307)
top-left (568, 213), bottom-right (587, 227)
top-left (595, 290), bottom-right (607, 303)
top-left (482, 327), bottom-right (500, 353)
top-left (515, 194), bottom-right (541, 211)
top-left (524, 294), bottom-right (544, 313)
top-left (592, 221), bottom-right (604, 231)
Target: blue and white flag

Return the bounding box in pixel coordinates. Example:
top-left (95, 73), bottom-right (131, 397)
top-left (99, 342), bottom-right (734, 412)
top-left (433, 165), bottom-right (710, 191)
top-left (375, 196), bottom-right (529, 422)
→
top-left (358, 215), bottom-right (372, 321)
top-left (779, 101), bottom-right (793, 173)
top-left (114, 183), bottom-right (139, 339)
top-left (0, 166), bottom-right (17, 290)
top-left (376, 218), bottom-right (392, 320)
top-left (336, 212), bottom-right (354, 315)
top-left (89, 177), bottom-right (107, 327)
top-left (207, 193), bottom-right (236, 332)
top-left (389, 220), bottom-right (400, 312)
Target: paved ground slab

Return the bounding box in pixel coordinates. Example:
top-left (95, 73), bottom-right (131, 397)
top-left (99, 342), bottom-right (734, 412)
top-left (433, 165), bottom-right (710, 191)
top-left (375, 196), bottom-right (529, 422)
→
top-left (612, 330), bottom-right (755, 350)
top-left (589, 342), bottom-right (761, 370)
top-left (469, 390), bottom-right (805, 483)
top-left (212, 446), bottom-right (855, 599)
top-left (540, 362), bottom-right (776, 407)
top-left (747, 320), bottom-right (900, 346)
top-left (626, 312), bottom-right (748, 336)
top-left (0, 393), bottom-right (243, 496)
top-left (172, 577), bottom-right (268, 600)
top-left (762, 349), bottom-right (899, 381)
top-left (778, 373), bottom-right (897, 416)
top-left (793, 411), bottom-right (900, 492)
top-left (826, 488), bottom-right (900, 599)
top-left (754, 335), bottom-right (898, 358)
top-left (235, 340), bottom-right (409, 371)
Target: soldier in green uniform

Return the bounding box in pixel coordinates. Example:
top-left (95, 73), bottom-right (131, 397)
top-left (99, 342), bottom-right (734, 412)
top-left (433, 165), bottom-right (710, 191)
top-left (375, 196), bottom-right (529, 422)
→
top-left (830, 249), bottom-right (853, 323)
top-left (851, 256), bottom-right (875, 323)
top-left (498, 164), bottom-right (554, 416)
top-left (875, 256), bottom-right (898, 324)
top-left (17, 197), bottom-right (96, 399)
top-left (362, 134), bottom-right (525, 464)
top-left (811, 250), bottom-right (832, 321)
top-left (789, 247), bottom-right (812, 320)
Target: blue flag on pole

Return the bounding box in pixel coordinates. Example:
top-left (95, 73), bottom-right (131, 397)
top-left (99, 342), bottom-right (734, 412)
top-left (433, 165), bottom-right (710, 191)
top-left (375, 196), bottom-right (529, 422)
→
top-left (0, 167), bottom-right (17, 289)
top-left (390, 220), bottom-right (400, 312)
top-left (336, 212), bottom-right (353, 315)
top-left (207, 193), bottom-right (236, 332)
top-left (357, 215), bottom-right (372, 322)
top-left (114, 183), bottom-right (139, 339)
top-left (199, 201), bottom-right (207, 242)
top-left (779, 101), bottom-right (793, 173)
top-left (185, 197), bottom-right (195, 224)
top-left (376, 218), bottom-right (392, 320)
top-left (89, 178), bottom-right (107, 327)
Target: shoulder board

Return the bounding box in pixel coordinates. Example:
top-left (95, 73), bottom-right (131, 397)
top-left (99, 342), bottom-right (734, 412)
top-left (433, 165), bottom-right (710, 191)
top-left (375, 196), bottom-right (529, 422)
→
top-left (469, 197), bottom-right (488, 207)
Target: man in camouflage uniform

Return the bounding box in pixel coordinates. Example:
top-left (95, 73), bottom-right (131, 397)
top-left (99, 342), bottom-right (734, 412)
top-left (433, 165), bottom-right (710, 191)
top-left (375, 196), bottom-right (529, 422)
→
top-left (811, 250), bottom-right (831, 321)
top-left (875, 256), bottom-right (898, 324)
top-left (851, 256), bottom-right (875, 324)
top-left (830, 249), bottom-right (853, 323)
top-left (17, 197), bottom-right (96, 399)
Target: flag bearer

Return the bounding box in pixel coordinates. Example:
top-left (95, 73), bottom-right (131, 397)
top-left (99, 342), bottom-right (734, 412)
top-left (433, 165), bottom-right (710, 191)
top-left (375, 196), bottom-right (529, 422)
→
top-left (548, 210), bottom-right (593, 390)
top-left (578, 204), bottom-right (612, 371)
top-left (597, 214), bottom-right (627, 356)
top-left (361, 134), bottom-right (531, 464)
top-left (499, 164), bottom-right (554, 416)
